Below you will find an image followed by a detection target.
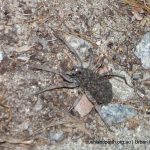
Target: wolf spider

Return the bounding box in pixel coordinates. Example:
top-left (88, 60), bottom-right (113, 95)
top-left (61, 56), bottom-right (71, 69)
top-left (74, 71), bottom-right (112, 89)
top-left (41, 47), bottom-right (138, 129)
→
top-left (31, 29), bottom-right (131, 105)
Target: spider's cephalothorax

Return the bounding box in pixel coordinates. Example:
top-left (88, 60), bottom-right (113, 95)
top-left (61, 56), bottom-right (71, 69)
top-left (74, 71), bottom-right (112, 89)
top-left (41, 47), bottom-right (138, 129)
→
top-left (69, 66), bottom-right (112, 104)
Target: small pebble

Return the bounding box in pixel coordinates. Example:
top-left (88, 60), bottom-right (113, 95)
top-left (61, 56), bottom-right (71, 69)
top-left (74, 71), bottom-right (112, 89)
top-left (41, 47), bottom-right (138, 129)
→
top-left (134, 32), bottom-right (150, 69)
top-left (96, 104), bottom-right (137, 125)
top-left (0, 25), bottom-right (4, 31)
top-left (57, 52), bottom-right (64, 60)
top-left (0, 50), bottom-right (5, 63)
top-left (132, 72), bottom-right (143, 80)
top-left (49, 131), bottom-right (64, 142)
top-left (33, 100), bottom-right (42, 111)
top-left (17, 56), bottom-right (30, 62)
top-left (96, 41), bottom-right (101, 46)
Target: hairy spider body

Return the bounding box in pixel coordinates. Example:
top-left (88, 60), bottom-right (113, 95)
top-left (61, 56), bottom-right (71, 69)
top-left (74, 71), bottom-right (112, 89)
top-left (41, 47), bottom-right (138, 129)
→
top-left (70, 67), bottom-right (112, 104)
top-left (31, 65), bottom-right (113, 104)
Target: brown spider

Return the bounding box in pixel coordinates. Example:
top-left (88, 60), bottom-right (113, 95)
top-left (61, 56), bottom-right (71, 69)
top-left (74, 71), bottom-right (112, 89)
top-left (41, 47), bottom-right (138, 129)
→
top-left (30, 29), bottom-right (131, 105)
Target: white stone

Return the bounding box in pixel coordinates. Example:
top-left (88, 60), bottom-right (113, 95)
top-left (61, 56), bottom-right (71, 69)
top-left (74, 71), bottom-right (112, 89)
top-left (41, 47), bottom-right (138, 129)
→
top-left (134, 32), bottom-right (150, 69)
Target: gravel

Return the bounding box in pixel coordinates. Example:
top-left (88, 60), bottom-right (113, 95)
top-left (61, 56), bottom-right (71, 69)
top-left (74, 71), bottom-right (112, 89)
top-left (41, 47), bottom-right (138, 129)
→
top-left (0, 0), bottom-right (150, 149)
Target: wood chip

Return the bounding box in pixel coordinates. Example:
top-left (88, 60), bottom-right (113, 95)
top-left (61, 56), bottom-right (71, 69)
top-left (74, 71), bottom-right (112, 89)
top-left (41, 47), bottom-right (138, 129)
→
top-left (74, 94), bottom-right (93, 117)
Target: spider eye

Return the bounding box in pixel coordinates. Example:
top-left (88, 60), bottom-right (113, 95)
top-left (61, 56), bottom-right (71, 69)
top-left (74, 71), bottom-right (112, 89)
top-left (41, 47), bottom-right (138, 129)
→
top-left (74, 67), bottom-right (79, 72)
top-left (75, 68), bottom-right (78, 72)
top-left (71, 66), bottom-right (82, 76)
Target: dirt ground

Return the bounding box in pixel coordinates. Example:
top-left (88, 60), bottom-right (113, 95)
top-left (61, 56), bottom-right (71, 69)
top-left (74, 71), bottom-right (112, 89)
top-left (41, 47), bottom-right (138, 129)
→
top-left (0, 0), bottom-right (150, 149)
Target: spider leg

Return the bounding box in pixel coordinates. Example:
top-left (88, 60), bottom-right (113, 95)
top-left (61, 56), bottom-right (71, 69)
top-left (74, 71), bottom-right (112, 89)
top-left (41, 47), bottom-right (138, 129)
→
top-left (84, 90), bottom-right (96, 103)
top-left (101, 72), bottom-right (133, 88)
top-left (52, 29), bottom-right (94, 69)
top-left (86, 48), bottom-right (93, 69)
top-left (34, 82), bottom-right (79, 95)
top-left (52, 29), bottom-right (83, 67)
top-left (92, 54), bottom-right (106, 72)
top-left (95, 106), bottom-right (113, 132)
top-left (30, 65), bottom-right (76, 83)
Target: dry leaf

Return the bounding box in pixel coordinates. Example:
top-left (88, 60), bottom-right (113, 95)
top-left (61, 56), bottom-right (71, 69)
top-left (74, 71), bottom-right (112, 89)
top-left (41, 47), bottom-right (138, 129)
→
top-left (74, 94), bottom-right (93, 117)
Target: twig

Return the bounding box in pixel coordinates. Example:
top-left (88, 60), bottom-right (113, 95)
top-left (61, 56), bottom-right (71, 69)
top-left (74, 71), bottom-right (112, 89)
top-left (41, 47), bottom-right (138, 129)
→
top-left (0, 136), bottom-right (34, 145)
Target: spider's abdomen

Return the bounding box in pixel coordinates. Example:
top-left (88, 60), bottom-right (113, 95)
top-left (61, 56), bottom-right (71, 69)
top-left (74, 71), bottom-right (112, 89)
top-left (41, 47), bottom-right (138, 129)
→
top-left (77, 68), bottom-right (113, 104)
